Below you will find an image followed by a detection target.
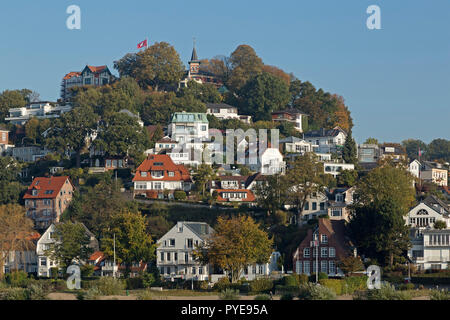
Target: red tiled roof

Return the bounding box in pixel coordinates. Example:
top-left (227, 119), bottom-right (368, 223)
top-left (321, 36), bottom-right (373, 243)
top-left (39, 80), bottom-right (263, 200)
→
top-left (63, 72), bottom-right (81, 80)
top-left (87, 65), bottom-right (107, 73)
top-left (215, 189), bottom-right (256, 202)
top-left (89, 251), bottom-right (105, 262)
top-left (133, 155), bottom-right (191, 182)
top-left (23, 176), bottom-right (72, 199)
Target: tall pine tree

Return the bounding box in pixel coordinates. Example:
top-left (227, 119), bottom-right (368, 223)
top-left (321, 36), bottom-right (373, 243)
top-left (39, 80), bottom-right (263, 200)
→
top-left (343, 130), bottom-right (357, 164)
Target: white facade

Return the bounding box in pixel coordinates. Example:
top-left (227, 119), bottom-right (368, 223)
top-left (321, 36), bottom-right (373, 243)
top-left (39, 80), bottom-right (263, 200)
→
top-left (300, 192), bottom-right (329, 221)
top-left (12, 146), bottom-right (50, 162)
top-left (207, 104), bottom-right (239, 120)
top-left (405, 202), bottom-right (450, 229)
top-left (156, 222), bottom-right (213, 281)
top-left (408, 160), bottom-right (421, 179)
top-left (304, 128), bottom-right (347, 154)
top-left (168, 112), bottom-right (209, 144)
top-left (409, 229), bottom-right (450, 271)
top-left (5, 102), bottom-right (73, 125)
top-left (323, 162), bottom-right (355, 178)
top-left (249, 148), bottom-right (286, 175)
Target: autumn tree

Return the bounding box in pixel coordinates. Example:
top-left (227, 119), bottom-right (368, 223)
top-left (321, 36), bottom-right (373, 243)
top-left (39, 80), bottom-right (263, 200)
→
top-left (101, 210), bottom-right (156, 275)
top-left (194, 216), bottom-right (273, 283)
top-left (0, 204), bottom-right (34, 279)
top-left (227, 45), bottom-right (264, 91)
top-left (253, 174), bottom-right (288, 216)
top-left (284, 153), bottom-right (326, 221)
top-left (45, 222), bottom-right (94, 270)
top-left (261, 65), bottom-right (291, 85)
top-left (338, 256), bottom-right (365, 275)
top-left (114, 42), bottom-right (185, 91)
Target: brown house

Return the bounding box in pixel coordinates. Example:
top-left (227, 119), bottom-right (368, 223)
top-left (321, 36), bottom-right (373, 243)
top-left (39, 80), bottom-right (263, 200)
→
top-left (23, 176), bottom-right (74, 231)
top-left (0, 128), bottom-right (9, 145)
top-left (293, 218), bottom-right (356, 277)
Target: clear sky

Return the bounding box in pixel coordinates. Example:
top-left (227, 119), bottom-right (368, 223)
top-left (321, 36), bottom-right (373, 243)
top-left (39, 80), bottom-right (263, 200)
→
top-left (0, 0), bottom-right (449, 143)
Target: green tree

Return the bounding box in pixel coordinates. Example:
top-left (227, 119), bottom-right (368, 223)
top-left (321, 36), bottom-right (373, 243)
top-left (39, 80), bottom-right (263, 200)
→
top-left (434, 220), bottom-right (447, 230)
top-left (194, 216), bottom-right (273, 283)
top-left (93, 112), bottom-right (150, 164)
top-left (353, 164), bottom-right (416, 215)
top-left (45, 106), bottom-right (99, 167)
top-left (193, 164), bottom-right (216, 198)
top-left (254, 174), bottom-right (288, 216)
top-left (427, 139), bottom-right (450, 162)
top-left (364, 137), bottom-right (379, 145)
top-left (0, 89), bottom-right (31, 122)
top-left (239, 72), bottom-right (290, 122)
top-left (45, 222), bottom-right (94, 270)
top-left (336, 169), bottom-right (358, 187)
top-left (348, 199), bottom-right (411, 266)
top-left (401, 139), bottom-right (427, 161)
top-left (342, 130), bottom-right (357, 165)
top-left (177, 81), bottom-right (222, 104)
top-left (337, 256), bottom-right (365, 275)
top-left (101, 210), bottom-right (156, 275)
top-left (0, 157), bottom-right (24, 205)
top-left (284, 153), bottom-right (326, 221)
top-left (114, 42), bottom-right (185, 91)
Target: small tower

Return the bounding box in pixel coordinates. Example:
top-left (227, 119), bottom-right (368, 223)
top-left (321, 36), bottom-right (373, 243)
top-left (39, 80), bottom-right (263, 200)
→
top-left (189, 38), bottom-right (200, 75)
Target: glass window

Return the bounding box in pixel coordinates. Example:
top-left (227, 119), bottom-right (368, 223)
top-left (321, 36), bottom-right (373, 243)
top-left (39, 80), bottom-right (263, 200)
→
top-left (321, 235), bottom-right (328, 244)
top-left (312, 202), bottom-right (317, 210)
top-left (303, 248), bottom-right (310, 258)
top-left (169, 239), bottom-right (175, 246)
top-left (321, 247), bottom-right (328, 257)
top-left (329, 247), bottom-right (336, 257)
top-left (329, 261), bottom-right (336, 274)
top-left (304, 261), bottom-right (310, 274)
top-left (187, 239), bottom-right (193, 248)
top-left (321, 261), bottom-right (328, 273)
top-left (160, 252), bottom-right (164, 261)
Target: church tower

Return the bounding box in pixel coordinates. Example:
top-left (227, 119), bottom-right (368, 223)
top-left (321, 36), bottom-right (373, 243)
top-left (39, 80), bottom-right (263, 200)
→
top-left (188, 39), bottom-right (200, 75)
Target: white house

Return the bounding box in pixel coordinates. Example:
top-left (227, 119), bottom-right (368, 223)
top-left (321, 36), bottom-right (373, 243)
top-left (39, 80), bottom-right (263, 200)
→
top-left (300, 191), bottom-right (329, 222)
top-left (12, 146), bottom-right (50, 162)
top-left (304, 127), bottom-right (347, 154)
top-left (405, 196), bottom-right (450, 229)
top-left (408, 159), bottom-right (421, 179)
top-left (271, 110), bottom-right (308, 133)
top-left (323, 162), bottom-right (355, 178)
top-left (249, 147), bottom-right (286, 175)
top-left (36, 223), bottom-right (99, 277)
top-left (5, 102), bottom-right (73, 125)
top-left (409, 229), bottom-right (450, 271)
top-left (168, 112), bottom-right (209, 144)
top-left (421, 161), bottom-right (448, 187)
top-left (157, 222), bottom-right (214, 281)
top-left (279, 136), bottom-right (316, 154)
top-left (206, 103), bottom-right (251, 123)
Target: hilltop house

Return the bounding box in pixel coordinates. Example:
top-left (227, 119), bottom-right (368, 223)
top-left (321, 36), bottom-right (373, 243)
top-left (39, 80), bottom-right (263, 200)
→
top-left (36, 223), bottom-right (98, 277)
top-left (379, 144), bottom-right (407, 163)
top-left (0, 127), bottom-right (14, 154)
top-left (132, 154), bottom-right (192, 199)
top-left (293, 218), bottom-right (357, 277)
top-left (405, 195), bottom-right (450, 229)
top-left (206, 103), bottom-right (252, 123)
top-left (327, 187), bottom-right (355, 222)
top-left (23, 176), bottom-right (74, 230)
top-left (12, 146), bottom-right (50, 162)
top-left (248, 147), bottom-right (286, 175)
top-left (1, 232), bottom-right (40, 275)
top-left (304, 127), bottom-right (347, 154)
top-left (409, 229), bottom-right (450, 271)
top-left (421, 161), bottom-right (448, 187)
top-left (61, 65), bottom-right (114, 101)
top-left (279, 136), bottom-right (316, 154)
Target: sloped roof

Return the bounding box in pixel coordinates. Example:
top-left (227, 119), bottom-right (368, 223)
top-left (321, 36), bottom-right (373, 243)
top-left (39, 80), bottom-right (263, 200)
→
top-left (304, 127), bottom-right (347, 138)
top-left (184, 222), bottom-right (214, 239)
top-left (23, 176), bottom-right (72, 199)
top-left (133, 155), bottom-right (191, 182)
top-left (215, 189), bottom-right (256, 202)
top-left (170, 112), bottom-right (208, 124)
top-left (63, 72), bottom-right (81, 80)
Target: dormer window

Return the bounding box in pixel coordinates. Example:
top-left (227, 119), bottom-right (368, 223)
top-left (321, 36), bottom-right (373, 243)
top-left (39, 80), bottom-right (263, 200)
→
top-left (336, 194), bottom-right (344, 202)
top-left (141, 172), bottom-right (147, 177)
top-left (168, 172), bottom-right (175, 177)
top-left (32, 190), bottom-right (38, 196)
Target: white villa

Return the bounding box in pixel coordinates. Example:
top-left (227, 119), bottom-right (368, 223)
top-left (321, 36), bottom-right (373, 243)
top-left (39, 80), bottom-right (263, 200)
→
top-left (5, 102), bottom-right (73, 125)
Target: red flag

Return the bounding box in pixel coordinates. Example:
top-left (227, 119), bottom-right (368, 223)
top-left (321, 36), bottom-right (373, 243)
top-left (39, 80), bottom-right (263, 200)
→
top-left (418, 148), bottom-right (422, 158)
top-left (137, 39), bottom-right (148, 49)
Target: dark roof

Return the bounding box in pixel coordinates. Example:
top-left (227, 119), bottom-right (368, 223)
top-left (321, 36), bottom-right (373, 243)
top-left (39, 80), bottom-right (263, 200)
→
top-left (304, 127), bottom-right (346, 138)
top-left (423, 195), bottom-right (450, 215)
top-left (272, 109), bottom-right (307, 116)
top-left (184, 222), bottom-right (214, 239)
top-left (191, 46), bottom-right (199, 62)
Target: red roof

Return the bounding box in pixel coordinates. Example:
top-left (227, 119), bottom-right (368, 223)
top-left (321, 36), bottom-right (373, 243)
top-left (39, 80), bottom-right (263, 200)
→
top-left (133, 155), bottom-right (191, 182)
top-left (63, 71), bottom-right (81, 80)
top-left (215, 189), bottom-right (256, 202)
top-left (23, 176), bottom-right (72, 199)
top-left (89, 251), bottom-right (105, 262)
top-left (86, 65), bottom-right (107, 73)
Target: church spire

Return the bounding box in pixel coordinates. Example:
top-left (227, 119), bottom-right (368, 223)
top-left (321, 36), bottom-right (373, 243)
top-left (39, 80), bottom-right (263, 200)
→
top-left (191, 38), bottom-right (199, 62)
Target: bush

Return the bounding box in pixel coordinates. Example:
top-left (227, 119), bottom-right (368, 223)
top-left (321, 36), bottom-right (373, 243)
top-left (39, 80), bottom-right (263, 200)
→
top-left (213, 277), bottom-right (231, 292)
top-left (26, 283), bottom-right (49, 300)
top-left (280, 293), bottom-right (294, 300)
top-left (5, 271), bottom-right (30, 288)
top-left (137, 289), bottom-right (156, 300)
top-left (254, 294), bottom-right (271, 300)
top-left (366, 283), bottom-right (412, 300)
top-left (430, 289), bottom-right (450, 300)
top-left (249, 278), bottom-right (274, 294)
top-left (50, 279), bottom-right (67, 291)
top-left (0, 288), bottom-right (29, 300)
top-left (174, 191), bottom-right (187, 201)
top-left (296, 274), bottom-right (309, 285)
top-left (81, 265), bottom-right (95, 278)
top-left (219, 288), bottom-right (240, 300)
top-left (78, 287), bottom-right (101, 300)
top-left (319, 279), bottom-right (344, 295)
top-left (298, 283), bottom-right (336, 300)
top-left (343, 276), bottom-right (368, 294)
top-left (308, 273), bottom-right (328, 282)
top-left (274, 284), bottom-right (299, 294)
top-left (94, 277), bottom-right (125, 296)
top-left (398, 283), bottom-right (415, 291)
top-left (283, 275), bottom-right (299, 287)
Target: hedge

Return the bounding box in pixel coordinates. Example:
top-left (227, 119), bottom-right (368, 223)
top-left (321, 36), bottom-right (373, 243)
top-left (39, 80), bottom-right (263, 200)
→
top-left (411, 276), bottom-right (450, 285)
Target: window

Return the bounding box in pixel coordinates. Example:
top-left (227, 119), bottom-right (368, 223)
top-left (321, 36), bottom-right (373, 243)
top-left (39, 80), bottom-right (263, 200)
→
top-left (84, 78), bottom-right (91, 85)
top-left (303, 248), bottom-right (310, 258)
top-left (174, 252), bottom-right (178, 261)
top-left (167, 252), bottom-right (171, 261)
top-left (201, 125), bottom-right (207, 131)
top-left (32, 190), bottom-right (38, 196)
top-left (160, 252), bottom-right (164, 262)
top-left (296, 261), bottom-right (302, 274)
top-left (312, 202), bottom-right (317, 211)
top-left (141, 172), bottom-right (147, 177)
top-left (168, 172), bottom-right (175, 177)
top-left (154, 182), bottom-right (162, 190)
top-left (187, 239), bottom-right (193, 248)
top-left (329, 247), bottom-right (336, 258)
top-left (336, 194), bottom-right (344, 202)
top-left (303, 261), bottom-right (310, 274)
top-left (185, 252), bottom-right (189, 262)
top-left (169, 239), bottom-right (175, 247)
top-left (321, 261), bottom-right (328, 273)
top-left (192, 267), bottom-right (196, 275)
top-left (40, 257), bottom-right (47, 266)
top-left (304, 202), bottom-right (309, 210)
top-left (199, 267), bottom-right (203, 275)
top-left (44, 190), bottom-right (54, 195)
top-left (43, 199), bottom-right (52, 205)
top-left (332, 208), bottom-right (342, 217)
top-left (320, 202), bottom-right (325, 211)
top-left (329, 261), bottom-right (336, 274)
top-left (321, 234), bottom-right (328, 244)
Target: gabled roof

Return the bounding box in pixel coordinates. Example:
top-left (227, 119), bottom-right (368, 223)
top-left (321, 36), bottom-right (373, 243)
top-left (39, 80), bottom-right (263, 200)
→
top-left (215, 189), bottom-right (256, 202)
top-left (183, 222), bottom-right (214, 239)
top-left (83, 65), bottom-right (109, 74)
top-left (133, 155), bottom-right (191, 182)
top-left (156, 136), bottom-right (178, 144)
top-left (423, 195), bottom-right (450, 215)
top-left (304, 127), bottom-right (347, 139)
top-left (63, 72), bottom-right (82, 80)
top-left (23, 176), bottom-right (72, 199)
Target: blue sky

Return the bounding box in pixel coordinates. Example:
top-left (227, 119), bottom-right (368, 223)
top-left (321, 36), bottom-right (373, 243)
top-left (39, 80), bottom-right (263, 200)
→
top-left (0, 0), bottom-right (449, 143)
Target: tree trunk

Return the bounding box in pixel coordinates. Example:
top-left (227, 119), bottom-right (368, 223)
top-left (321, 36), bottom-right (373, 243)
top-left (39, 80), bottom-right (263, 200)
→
top-left (390, 252), bottom-right (394, 267)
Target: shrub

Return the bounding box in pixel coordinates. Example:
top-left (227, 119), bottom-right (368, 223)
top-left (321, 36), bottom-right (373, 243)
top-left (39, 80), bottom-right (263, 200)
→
top-left (174, 191), bottom-right (187, 201)
top-left (297, 274), bottom-right (309, 285)
top-left (430, 289), bottom-right (450, 300)
top-left (398, 283), bottom-right (415, 291)
top-left (81, 265), bottom-right (95, 278)
top-left (137, 289), bottom-right (156, 300)
top-left (343, 276), bottom-right (368, 294)
top-left (50, 279), bottom-right (67, 291)
top-left (249, 278), bottom-right (274, 294)
top-left (366, 283), bottom-right (412, 300)
top-left (298, 283), bottom-right (336, 300)
top-left (254, 294), bottom-right (271, 300)
top-left (283, 275), bottom-right (299, 287)
top-left (5, 271), bottom-right (30, 288)
top-left (0, 288), bottom-right (29, 300)
top-left (280, 293), bottom-right (294, 300)
top-left (82, 287), bottom-right (101, 300)
top-left (94, 277), bottom-right (125, 296)
top-left (219, 288), bottom-right (240, 300)
top-left (319, 279), bottom-right (344, 295)
top-left (213, 277), bottom-right (231, 292)
top-left (308, 273), bottom-right (328, 282)
top-left (26, 283), bottom-right (49, 300)
top-left (274, 285), bottom-right (299, 294)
